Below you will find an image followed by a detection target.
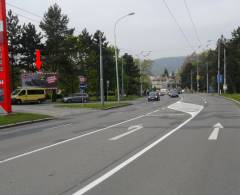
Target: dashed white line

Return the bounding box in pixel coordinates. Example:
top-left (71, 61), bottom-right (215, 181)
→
top-left (0, 110), bottom-right (160, 164)
top-left (109, 124), bottom-right (143, 141)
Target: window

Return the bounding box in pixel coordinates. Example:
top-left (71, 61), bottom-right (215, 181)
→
top-left (12, 89), bottom-right (21, 95)
top-left (19, 90), bottom-right (26, 96)
top-left (27, 90), bottom-right (44, 95)
top-left (0, 88), bottom-right (3, 102)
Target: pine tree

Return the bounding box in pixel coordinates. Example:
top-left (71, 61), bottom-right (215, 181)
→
top-left (7, 10), bottom-right (22, 89)
top-left (40, 3), bottom-right (74, 72)
top-left (20, 23), bottom-right (42, 72)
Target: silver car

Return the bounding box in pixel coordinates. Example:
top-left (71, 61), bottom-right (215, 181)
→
top-left (63, 93), bottom-right (89, 103)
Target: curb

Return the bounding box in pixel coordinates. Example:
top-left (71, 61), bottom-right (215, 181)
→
top-left (0, 117), bottom-right (54, 129)
top-left (224, 97), bottom-right (240, 105)
top-left (102, 103), bottom-right (132, 110)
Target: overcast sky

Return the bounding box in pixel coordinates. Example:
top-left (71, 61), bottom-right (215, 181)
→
top-left (6, 0), bottom-right (240, 59)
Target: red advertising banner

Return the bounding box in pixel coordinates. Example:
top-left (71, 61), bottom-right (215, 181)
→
top-left (0, 0), bottom-right (11, 113)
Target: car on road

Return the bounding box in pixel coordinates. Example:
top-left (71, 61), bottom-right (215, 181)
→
top-left (160, 88), bottom-right (168, 95)
top-left (11, 88), bottom-right (46, 104)
top-left (148, 91), bottom-right (160, 101)
top-left (169, 89), bottom-right (179, 98)
top-left (63, 93), bottom-right (89, 103)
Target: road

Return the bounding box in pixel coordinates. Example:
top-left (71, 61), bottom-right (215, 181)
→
top-left (0, 94), bottom-right (239, 195)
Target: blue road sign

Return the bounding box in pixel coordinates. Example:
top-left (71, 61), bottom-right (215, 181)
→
top-left (217, 74), bottom-right (223, 83)
top-left (80, 84), bottom-right (87, 89)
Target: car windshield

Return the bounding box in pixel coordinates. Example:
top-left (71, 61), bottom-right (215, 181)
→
top-left (12, 89), bottom-right (21, 95)
top-left (149, 92), bottom-right (156, 96)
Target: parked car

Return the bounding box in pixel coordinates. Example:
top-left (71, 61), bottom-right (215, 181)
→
top-left (169, 89), bottom-right (179, 98)
top-left (63, 93), bottom-right (89, 103)
top-left (11, 88), bottom-right (46, 104)
top-left (148, 91), bottom-right (160, 102)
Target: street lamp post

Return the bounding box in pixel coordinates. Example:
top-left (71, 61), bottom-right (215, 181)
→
top-left (195, 45), bottom-right (201, 93)
top-left (217, 39), bottom-right (221, 94)
top-left (136, 51), bottom-right (151, 96)
top-left (114, 12), bottom-right (135, 102)
top-left (121, 57), bottom-right (124, 96)
top-left (99, 33), bottom-right (104, 106)
top-left (222, 38), bottom-right (227, 93)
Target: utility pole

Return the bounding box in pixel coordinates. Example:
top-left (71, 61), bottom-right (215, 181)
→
top-left (106, 80), bottom-right (110, 101)
top-left (139, 59), bottom-right (143, 96)
top-left (217, 39), bottom-right (221, 94)
top-left (206, 62), bottom-right (209, 93)
top-left (121, 57), bottom-right (124, 96)
top-left (190, 69), bottom-right (193, 92)
top-left (197, 58), bottom-right (199, 92)
top-left (99, 33), bottom-right (104, 106)
top-left (223, 45), bottom-right (227, 93)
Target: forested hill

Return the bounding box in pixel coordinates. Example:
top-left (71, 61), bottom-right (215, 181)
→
top-left (151, 56), bottom-right (186, 75)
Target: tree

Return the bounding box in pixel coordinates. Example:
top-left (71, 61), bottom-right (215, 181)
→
top-left (40, 3), bottom-right (74, 72)
top-left (19, 23), bottom-right (42, 72)
top-left (40, 3), bottom-right (75, 94)
top-left (163, 68), bottom-right (169, 77)
top-left (7, 10), bottom-right (22, 89)
top-left (226, 27), bottom-right (240, 92)
top-left (123, 53), bottom-right (140, 95)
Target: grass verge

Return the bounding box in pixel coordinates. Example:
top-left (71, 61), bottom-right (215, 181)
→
top-left (0, 113), bottom-right (51, 126)
top-left (55, 102), bottom-right (131, 110)
top-left (89, 95), bottom-right (140, 102)
top-left (222, 94), bottom-right (240, 103)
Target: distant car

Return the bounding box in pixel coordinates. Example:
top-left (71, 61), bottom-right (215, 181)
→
top-left (169, 89), bottom-right (179, 98)
top-left (63, 93), bottom-right (89, 103)
top-left (148, 91), bottom-right (160, 102)
top-left (160, 88), bottom-right (168, 95)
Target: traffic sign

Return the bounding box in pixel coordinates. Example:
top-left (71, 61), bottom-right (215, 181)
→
top-left (80, 84), bottom-right (87, 89)
top-left (217, 74), bottom-right (223, 83)
top-left (223, 84), bottom-right (228, 91)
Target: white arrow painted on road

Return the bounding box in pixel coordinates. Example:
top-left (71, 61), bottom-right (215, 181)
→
top-left (208, 123), bottom-right (224, 140)
top-left (109, 124), bottom-right (143, 141)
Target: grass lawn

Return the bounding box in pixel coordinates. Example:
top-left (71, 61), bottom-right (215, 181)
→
top-left (222, 94), bottom-right (240, 102)
top-left (89, 95), bottom-right (140, 102)
top-left (55, 102), bottom-right (131, 109)
top-left (0, 113), bottom-right (51, 126)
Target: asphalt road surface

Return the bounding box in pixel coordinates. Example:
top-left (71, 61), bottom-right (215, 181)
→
top-left (0, 94), bottom-right (239, 195)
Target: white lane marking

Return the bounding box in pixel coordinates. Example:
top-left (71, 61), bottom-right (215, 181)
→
top-left (109, 124), bottom-right (143, 141)
top-left (0, 110), bottom-right (160, 164)
top-left (208, 123), bottom-right (224, 140)
top-left (73, 101), bottom-right (203, 195)
top-left (147, 113), bottom-right (185, 117)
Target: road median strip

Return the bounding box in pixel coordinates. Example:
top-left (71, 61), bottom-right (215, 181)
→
top-left (55, 102), bottom-right (131, 110)
top-left (0, 113), bottom-right (53, 129)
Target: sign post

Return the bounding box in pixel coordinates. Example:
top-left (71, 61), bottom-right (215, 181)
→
top-left (0, 0), bottom-right (11, 113)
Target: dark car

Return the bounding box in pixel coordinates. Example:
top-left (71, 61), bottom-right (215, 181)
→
top-left (63, 93), bottom-right (89, 103)
top-left (148, 91), bottom-right (160, 102)
top-left (169, 89), bottom-right (179, 98)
